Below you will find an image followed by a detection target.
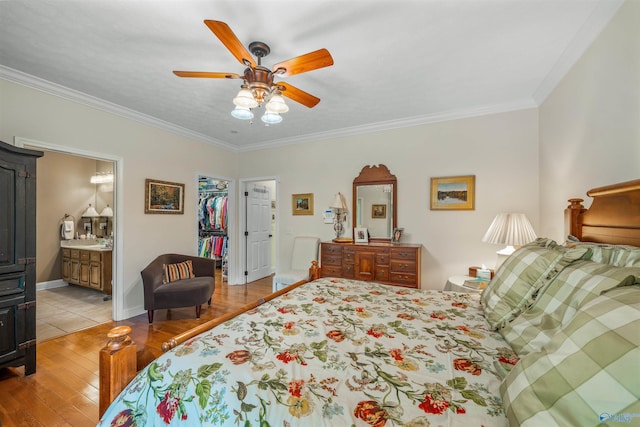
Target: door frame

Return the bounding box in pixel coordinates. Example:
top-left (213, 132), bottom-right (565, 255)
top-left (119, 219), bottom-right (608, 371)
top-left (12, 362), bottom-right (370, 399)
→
top-left (237, 176), bottom-right (279, 285)
top-left (195, 174), bottom-right (234, 284)
top-left (14, 136), bottom-right (124, 320)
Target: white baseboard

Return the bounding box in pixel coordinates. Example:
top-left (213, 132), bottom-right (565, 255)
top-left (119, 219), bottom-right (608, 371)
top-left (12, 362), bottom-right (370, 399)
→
top-left (36, 279), bottom-right (67, 291)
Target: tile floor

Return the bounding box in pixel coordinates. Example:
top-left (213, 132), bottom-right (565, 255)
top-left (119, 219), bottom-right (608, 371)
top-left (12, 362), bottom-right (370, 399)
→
top-left (36, 285), bottom-right (112, 342)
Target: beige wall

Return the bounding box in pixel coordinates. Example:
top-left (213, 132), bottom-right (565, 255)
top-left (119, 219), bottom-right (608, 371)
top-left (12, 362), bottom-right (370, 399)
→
top-left (539, 0), bottom-right (640, 241)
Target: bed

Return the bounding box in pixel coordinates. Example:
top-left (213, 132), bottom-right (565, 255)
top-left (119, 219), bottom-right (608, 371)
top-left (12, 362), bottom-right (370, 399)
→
top-left (98, 179), bottom-right (640, 426)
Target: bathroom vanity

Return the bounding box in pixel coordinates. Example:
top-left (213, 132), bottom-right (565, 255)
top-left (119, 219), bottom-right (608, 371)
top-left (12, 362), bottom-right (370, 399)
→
top-left (61, 243), bottom-right (112, 295)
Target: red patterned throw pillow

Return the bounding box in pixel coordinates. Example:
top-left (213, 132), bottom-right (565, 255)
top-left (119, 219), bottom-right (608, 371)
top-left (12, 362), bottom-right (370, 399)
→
top-left (162, 260), bottom-right (195, 284)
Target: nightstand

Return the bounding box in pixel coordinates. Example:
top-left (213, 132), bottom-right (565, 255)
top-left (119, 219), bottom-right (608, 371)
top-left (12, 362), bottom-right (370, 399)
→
top-left (444, 275), bottom-right (486, 294)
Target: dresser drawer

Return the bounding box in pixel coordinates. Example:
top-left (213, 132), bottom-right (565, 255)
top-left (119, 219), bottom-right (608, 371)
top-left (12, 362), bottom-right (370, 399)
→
top-left (79, 250), bottom-right (90, 261)
top-left (343, 249), bottom-right (355, 264)
top-left (390, 272), bottom-right (418, 287)
top-left (375, 265), bottom-right (390, 282)
top-left (321, 265), bottom-right (343, 277)
top-left (322, 254), bottom-right (342, 266)
top-left (90, 251), bottom-right (103, 262)
top-left (376, 252), bottom-right (390, 265)
top-left (391, 247), bottom-right (417, 261)
top-left (342, 264), bottom-right (355, 278)
top-left (322, 245), bottom-right (342, 255)
top-left (390, 259), bottom-right (416, 273)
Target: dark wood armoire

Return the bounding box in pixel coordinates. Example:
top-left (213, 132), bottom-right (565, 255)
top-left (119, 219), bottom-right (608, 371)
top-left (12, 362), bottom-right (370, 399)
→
top-left (0, 140), bottom-right (42, 375)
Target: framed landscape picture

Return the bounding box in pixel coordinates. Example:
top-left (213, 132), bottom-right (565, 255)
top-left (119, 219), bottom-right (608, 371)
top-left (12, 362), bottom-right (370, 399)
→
top-left (145, 179), bottom-right (185, 214)
top-left (292, 193), bottom-right (314, 215)
top-left (430, 175), bottom-right (475, 210)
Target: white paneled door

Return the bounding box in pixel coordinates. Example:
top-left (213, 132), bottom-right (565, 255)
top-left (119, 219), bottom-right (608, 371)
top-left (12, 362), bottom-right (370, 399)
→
top-left (245, 183), bottom-right (272, 283)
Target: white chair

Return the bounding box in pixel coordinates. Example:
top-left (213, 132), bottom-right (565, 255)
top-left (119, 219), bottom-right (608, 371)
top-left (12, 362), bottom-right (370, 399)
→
top-left (273, 236), bottom-right (320, 292)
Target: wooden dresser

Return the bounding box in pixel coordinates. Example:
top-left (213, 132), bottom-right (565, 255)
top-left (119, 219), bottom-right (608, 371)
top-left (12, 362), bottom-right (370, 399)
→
top-left (320, 242), bottom-right (421, 288)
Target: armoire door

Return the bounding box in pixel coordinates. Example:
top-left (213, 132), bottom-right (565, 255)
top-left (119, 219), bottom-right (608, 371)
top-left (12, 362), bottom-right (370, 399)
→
top-left (0, 156), bottom-right (26, 276)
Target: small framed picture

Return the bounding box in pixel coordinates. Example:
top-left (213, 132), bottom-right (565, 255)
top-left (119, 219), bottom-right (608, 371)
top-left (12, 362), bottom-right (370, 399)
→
top-left (371, 204), bottom-right (386, 219)
top-left (144, 179), bottom-right (185, 214)
top-left (430, 175), bottom-right (475, 210)
top-left (354, 227), bottom-right (369, 243)
top-left (292, 193), bottom-right (314, 215)
top-left (392, 227), bottom-right (404, 243)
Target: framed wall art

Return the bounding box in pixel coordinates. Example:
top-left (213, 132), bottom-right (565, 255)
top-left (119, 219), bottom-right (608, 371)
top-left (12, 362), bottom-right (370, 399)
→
top-left (371, 204), bottom-right (386, 219)
top-left (292, 193), bottom-right (314, 215)
top-left (144, 178), bottom-right (185, 214)
top-left (430, 175), bottom-right (475, 210)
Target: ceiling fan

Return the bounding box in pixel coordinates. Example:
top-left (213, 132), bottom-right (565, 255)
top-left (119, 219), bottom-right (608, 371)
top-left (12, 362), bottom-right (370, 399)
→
top-left (173, 20), bottom-right (334, 123)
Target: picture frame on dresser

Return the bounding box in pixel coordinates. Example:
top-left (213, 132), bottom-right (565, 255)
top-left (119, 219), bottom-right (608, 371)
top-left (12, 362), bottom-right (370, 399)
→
top-left (392, 227), bottom-right (404, 243)
top-left (430, 175), bottom-right (475, 210)
top-left (354, 227), bottom-right (369, 243)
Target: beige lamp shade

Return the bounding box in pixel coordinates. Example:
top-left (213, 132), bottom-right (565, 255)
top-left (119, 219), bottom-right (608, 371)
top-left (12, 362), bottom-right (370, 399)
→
top-left (330, 192), bottom-right (348, 210)
top-left (482, 213), bottom-right (537, 255)
top-left (82, 204), bottom-right (100, 217)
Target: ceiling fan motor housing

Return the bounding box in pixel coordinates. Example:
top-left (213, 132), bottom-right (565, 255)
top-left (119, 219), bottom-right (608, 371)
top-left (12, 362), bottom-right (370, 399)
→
top-left (244, 66), bottom-right (273, 104)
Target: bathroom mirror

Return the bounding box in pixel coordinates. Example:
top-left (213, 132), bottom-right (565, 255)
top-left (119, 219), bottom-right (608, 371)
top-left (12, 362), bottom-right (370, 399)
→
top-left (353, 164), bottom-right (397, 241)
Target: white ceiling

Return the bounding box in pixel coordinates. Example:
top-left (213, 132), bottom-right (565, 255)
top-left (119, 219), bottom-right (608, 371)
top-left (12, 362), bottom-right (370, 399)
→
top-left (0, 1), bottom-right (622, 152)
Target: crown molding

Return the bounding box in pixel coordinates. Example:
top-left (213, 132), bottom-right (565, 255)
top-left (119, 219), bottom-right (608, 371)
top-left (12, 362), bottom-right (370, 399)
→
top-left (242, 99), bottom-right (538, 152)
top-left (0, 65), bottom-right (239, 152)
top-left (532, 0), bottom-right (624, 105)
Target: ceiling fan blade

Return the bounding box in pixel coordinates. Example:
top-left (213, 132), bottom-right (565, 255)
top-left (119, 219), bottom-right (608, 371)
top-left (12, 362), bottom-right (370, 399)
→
top-left (173, 71), bottom-right (242, 79)
top-left (204, 20), bottom-right (256, 67)
top-left (272, 49), bottom-right (334, 77)
top-left (278, 82), bottom-right (320, 108)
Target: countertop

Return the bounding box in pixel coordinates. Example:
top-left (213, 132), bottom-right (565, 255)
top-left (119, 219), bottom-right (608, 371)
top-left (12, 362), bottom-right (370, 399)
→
top-left (60, 240), bottom-right (112, 252)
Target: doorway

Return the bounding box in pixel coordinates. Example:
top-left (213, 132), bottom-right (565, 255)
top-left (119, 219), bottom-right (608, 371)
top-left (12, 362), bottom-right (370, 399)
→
top-left (239, 178), bottom-right (277, 285)
top-left (15, 137), bottom-right (122, 333)
top-left (197, 176), bottom-right (230, 283)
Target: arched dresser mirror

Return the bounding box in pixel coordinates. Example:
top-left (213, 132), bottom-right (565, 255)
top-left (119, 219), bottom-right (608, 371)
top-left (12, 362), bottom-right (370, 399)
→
top-left (353, 164), bottom-right (397, 241)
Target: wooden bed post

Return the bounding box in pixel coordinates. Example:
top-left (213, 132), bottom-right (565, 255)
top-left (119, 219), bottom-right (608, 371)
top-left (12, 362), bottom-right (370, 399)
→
top-left (99, 326), bottom-right (137, 417)
top-left (565, 198), bottom-right (586, 240)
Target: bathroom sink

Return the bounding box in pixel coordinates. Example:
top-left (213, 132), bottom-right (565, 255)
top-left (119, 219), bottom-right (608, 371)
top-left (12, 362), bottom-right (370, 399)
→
top-left (60, 240), bottom-right (109, 250)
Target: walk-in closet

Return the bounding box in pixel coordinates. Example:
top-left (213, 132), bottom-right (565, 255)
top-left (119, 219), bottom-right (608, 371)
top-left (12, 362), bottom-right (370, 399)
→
top-left (198, 176), bottom-right (229, 281)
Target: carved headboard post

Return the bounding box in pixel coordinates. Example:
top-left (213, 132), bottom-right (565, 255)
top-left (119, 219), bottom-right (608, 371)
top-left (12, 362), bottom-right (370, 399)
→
top-left (565, 198), bottom-right (586, 240)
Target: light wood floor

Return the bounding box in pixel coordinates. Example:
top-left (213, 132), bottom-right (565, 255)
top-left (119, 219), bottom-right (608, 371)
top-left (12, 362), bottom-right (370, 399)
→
top-left (0, 272), bottom-right (274, 426)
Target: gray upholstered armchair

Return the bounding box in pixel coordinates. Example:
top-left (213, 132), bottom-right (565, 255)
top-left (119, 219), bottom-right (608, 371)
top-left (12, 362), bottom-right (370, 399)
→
top-left (141, 254), bottom-right (216, 323)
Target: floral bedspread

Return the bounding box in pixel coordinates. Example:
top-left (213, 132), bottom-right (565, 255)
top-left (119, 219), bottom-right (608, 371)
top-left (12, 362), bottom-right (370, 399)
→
top-left (99, 278), bottom-right (515, 426)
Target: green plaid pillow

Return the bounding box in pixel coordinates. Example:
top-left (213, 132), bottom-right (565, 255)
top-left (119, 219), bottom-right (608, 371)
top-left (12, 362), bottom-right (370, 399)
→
top-left (501, 260), bottom-right (640, 355)
top-left (480, 238), bottom-right (588, 330)
top-left (500, 285), bottom-right (640, 426)
top-left (564, 240), bottom-right (640, 267)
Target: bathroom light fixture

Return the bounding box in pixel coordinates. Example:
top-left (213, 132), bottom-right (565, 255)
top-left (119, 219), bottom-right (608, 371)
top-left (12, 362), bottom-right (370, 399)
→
top-left (90, 172), bottom-right (114, 184)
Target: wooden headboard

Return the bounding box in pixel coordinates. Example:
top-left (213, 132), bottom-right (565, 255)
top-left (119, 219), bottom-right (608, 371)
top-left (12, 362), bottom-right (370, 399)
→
top-left (565, 179), bottom-right (640, 246)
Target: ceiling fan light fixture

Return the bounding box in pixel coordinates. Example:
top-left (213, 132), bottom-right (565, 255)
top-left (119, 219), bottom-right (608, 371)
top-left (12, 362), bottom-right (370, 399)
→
top-left (231, 106), bottom-right (254, 120)
top-left (233, 86), bottom-right (258, 108)
top-left (261, 111), bottom-right (282, 124)
top-left (266, 94), bottom-right (289, 113)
